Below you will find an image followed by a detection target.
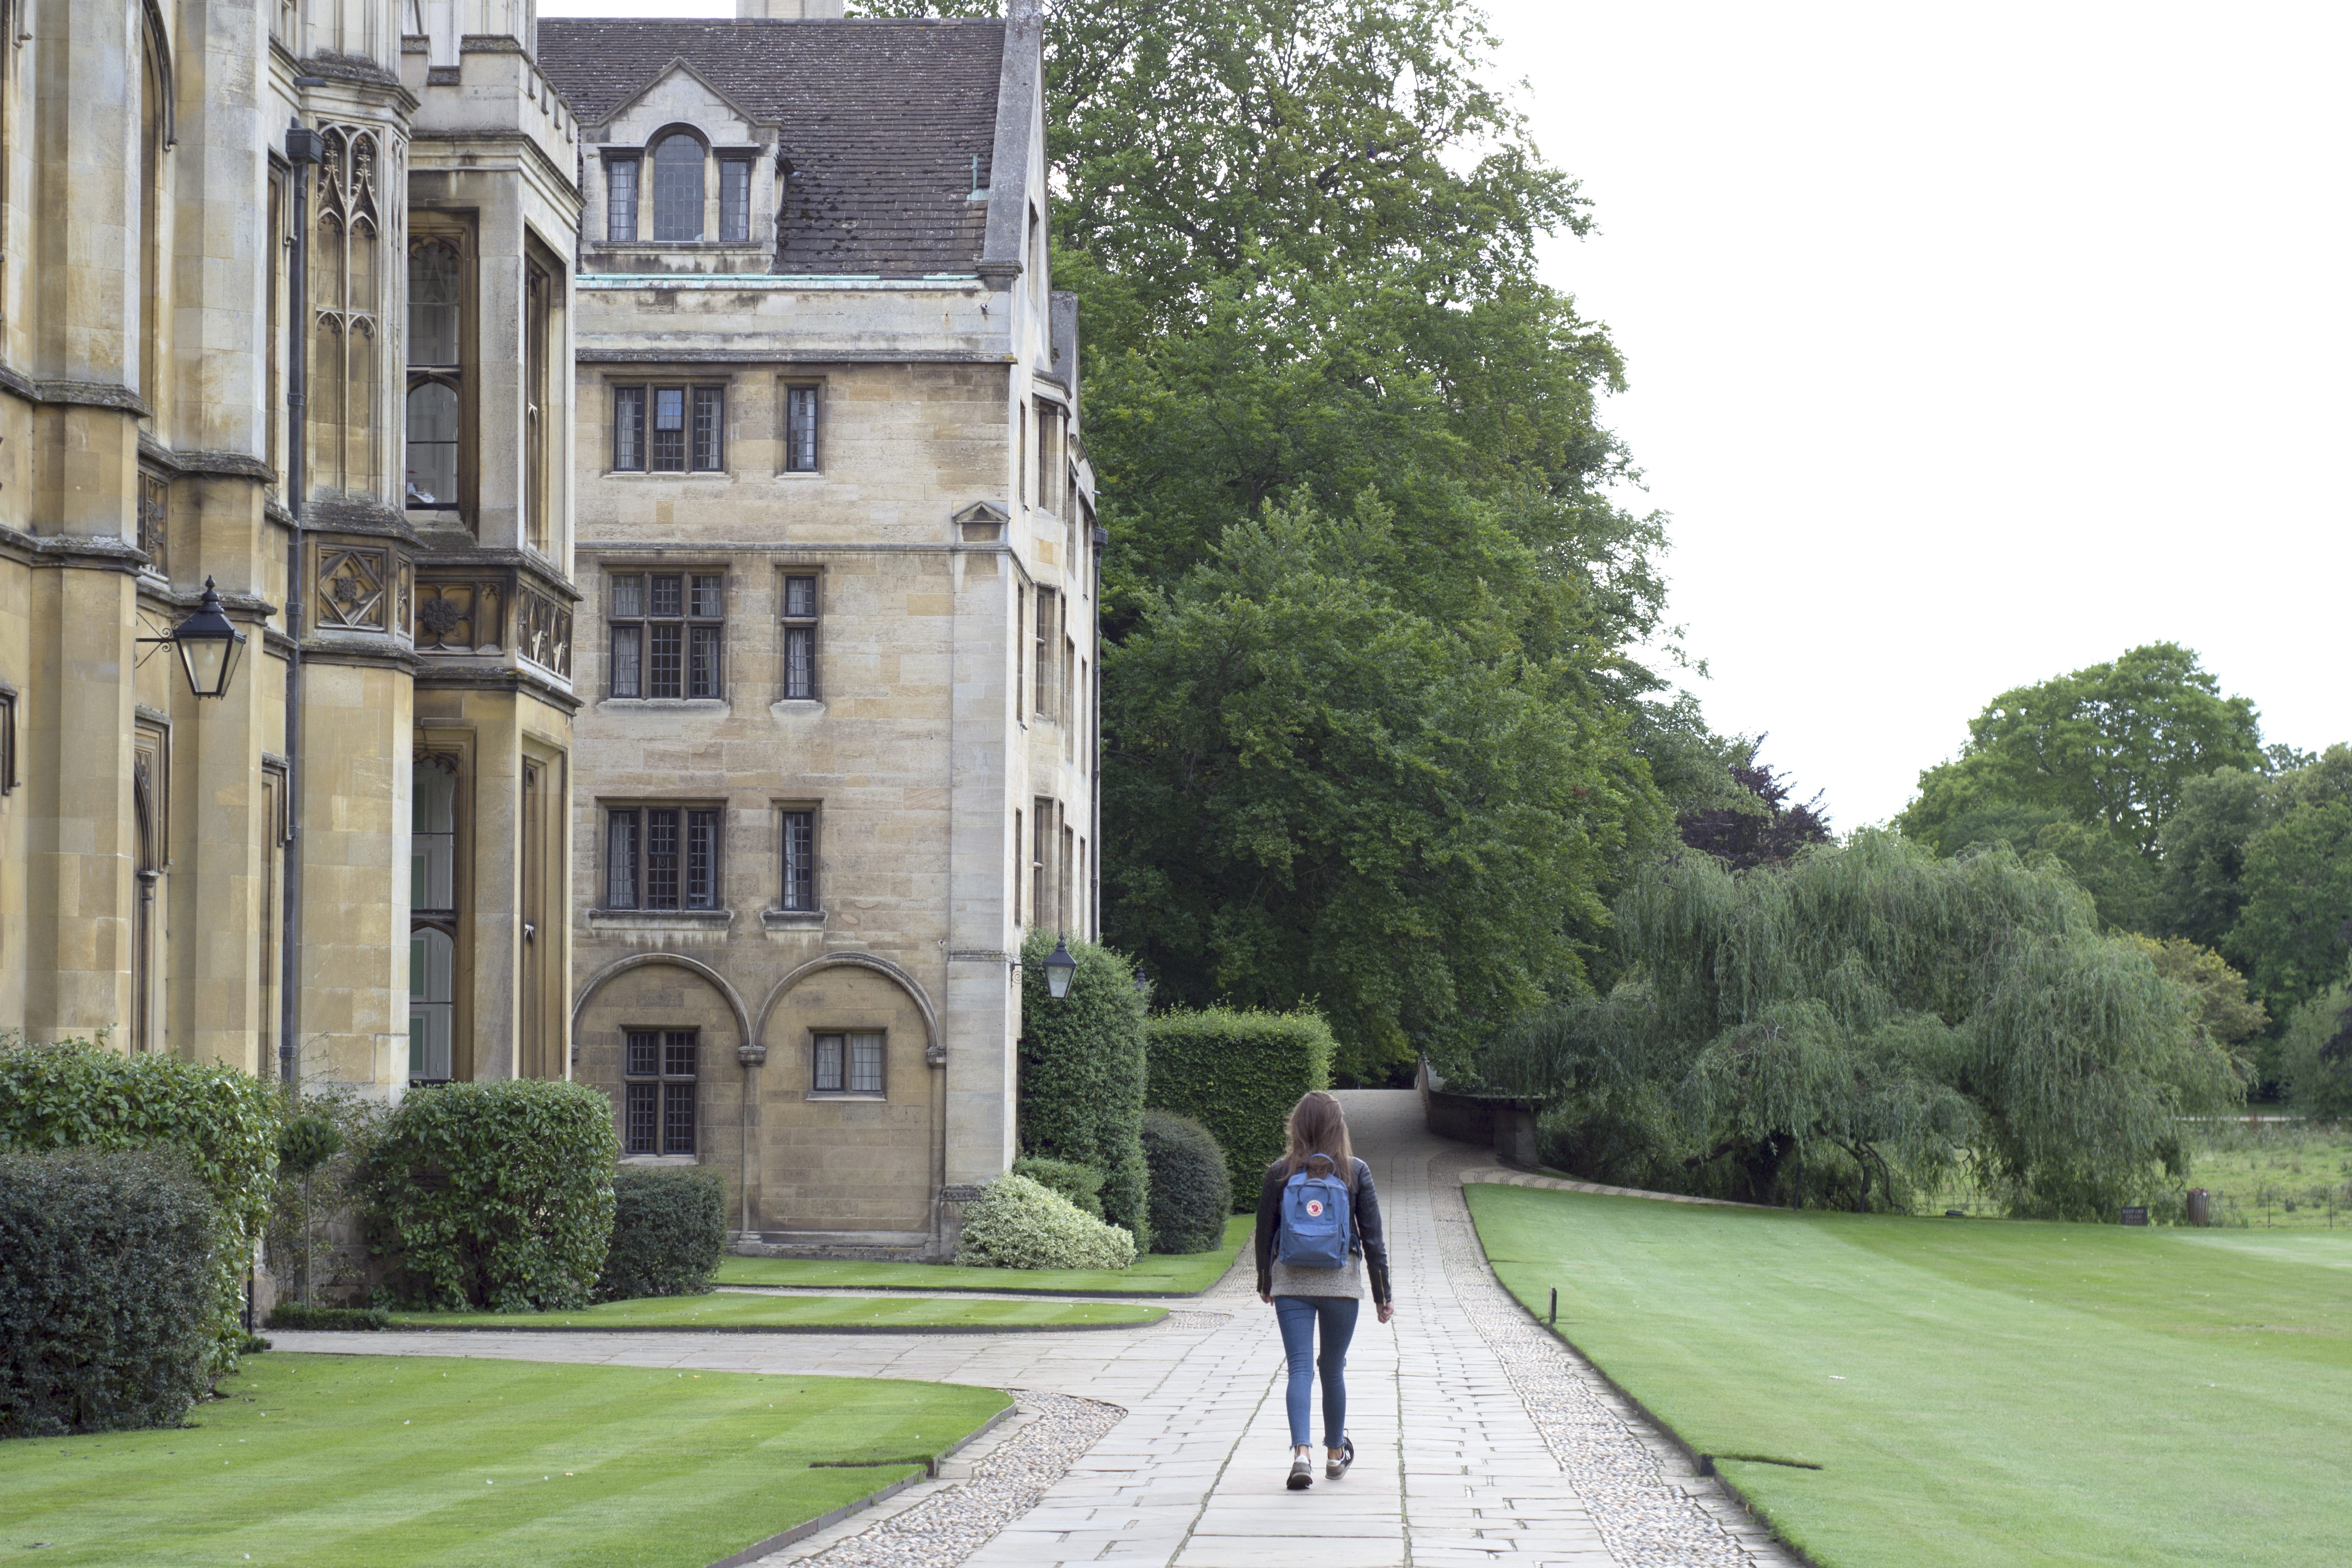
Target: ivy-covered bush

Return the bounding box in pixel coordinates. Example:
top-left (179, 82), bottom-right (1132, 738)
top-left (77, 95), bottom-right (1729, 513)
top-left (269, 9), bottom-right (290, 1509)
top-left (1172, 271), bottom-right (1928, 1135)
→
top-left (0, 1037), bottom-right (282, 1374)
top-left (357, 1080), bottom-right (618, 1313)
top-left (1, 1148), bottom-right (219, 1437)
top-left (954, 1172), bottom-right (1136, 1270)
top-left (1011, 1155), bottom-right (1105, 1219)
top-left (1017, 929), bottom-right (1150, 1250)
top-left (265, 1303), bottom-right (390, 1332)
top-left (1141, 1110), bottom-right (1232, 1253)
top-left (1144, 1009), bottom-right (1335, 1207)
top-left (597, 1166), bottom-right (727, 1301)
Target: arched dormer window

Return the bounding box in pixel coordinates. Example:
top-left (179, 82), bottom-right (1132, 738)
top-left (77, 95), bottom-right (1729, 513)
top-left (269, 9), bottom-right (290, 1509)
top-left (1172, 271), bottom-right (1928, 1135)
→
top-left (651, 133), bottom-right (704, 241)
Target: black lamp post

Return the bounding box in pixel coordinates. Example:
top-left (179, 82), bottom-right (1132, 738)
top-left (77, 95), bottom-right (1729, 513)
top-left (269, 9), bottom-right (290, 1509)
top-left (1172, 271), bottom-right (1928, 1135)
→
top-left (168, 578), bottom-right (249, 698)
top-left (1042, 935), bottom-right (1078, 1000)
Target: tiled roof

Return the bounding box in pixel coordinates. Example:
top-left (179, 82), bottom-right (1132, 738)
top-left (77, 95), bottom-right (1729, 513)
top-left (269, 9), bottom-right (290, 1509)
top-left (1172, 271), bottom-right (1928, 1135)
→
top-left (536, 19), bottom-right (1004, 277)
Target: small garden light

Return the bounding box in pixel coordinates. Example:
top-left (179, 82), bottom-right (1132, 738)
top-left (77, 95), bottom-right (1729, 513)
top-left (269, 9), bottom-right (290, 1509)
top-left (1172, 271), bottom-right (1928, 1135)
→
top-left (164, 577), bottom-right (249, 698)
top-left (1133, 966), bottom-right (1151, 999)
top-left (1042, 935), bottom-right (1078, 1000)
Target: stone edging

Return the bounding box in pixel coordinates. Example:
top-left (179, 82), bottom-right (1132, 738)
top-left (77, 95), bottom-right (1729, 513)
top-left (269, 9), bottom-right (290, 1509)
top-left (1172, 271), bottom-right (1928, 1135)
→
top-left (377, 1317), bottom-right (1167, 1337)
top-left (705, 1402), bottom-right (1020, 1568)
top-left (1454, 1165), bottom-right (1761, 1206)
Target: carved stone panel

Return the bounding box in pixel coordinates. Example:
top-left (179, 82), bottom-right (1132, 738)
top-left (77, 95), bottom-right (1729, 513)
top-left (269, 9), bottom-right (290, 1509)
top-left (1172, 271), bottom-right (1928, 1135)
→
top-left (413, 576), bottom-right (506, 655)
top-left (516, 583), bottom-right (572, 678)
top-left (315, 546), bottom-right (390, 632)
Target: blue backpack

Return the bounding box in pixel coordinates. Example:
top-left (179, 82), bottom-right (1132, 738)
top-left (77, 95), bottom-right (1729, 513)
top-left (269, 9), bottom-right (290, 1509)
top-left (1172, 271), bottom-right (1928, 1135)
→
top-left (1277, 1154), bottom-right (1354, 1269)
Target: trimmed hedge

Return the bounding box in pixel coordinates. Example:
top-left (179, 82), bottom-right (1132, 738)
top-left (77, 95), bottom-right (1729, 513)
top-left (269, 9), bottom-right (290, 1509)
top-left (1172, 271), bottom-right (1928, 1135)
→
top-left (954, 1172), bottom-right (1136, 1270)
top-left (265, 1303), bottom-right (389, 1332)
top-left (1011, 1156), bottom-right (1105, 1219)
top-left (1017, 929), bottom-right (1150, 1250)
top-left (0, 1037), bottom-right (282, 1375)
top-left (1, 1148), bottom-right (219, 1437)
top-left (598, 1166), bottom-right (728, 1301)
top-left (1141, 1110), bottom-right (1231, 1254)
top-left (357, 1079), bottom-right (618, 1313)
top-left (1144, 1008), bottom-right (1335, 1209)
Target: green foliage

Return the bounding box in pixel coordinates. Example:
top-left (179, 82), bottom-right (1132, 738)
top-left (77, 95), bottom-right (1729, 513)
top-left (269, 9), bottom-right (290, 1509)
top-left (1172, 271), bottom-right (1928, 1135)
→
top-left (1143, 1006), bottom-right (1334, 1205)
top-left (1016, 928), bottom-right (1149, 1249)
top-left (2120, 935), bottom-right (2269, 1058)
top-left (1010, 1156), bottom-right (1105, 1220)
top-left (953, 1172), bottom-right (1137, 1270)
top-left (2156, 766), bottom-right (2270, 949)
top-left (1106, 498), bottom-right (1658, 1083)
top-left (0, 1037), bottom-right (281, 1375)
top-left (2278, 975), bottom-right (2352, 1121)
top-left (1485, 832), bottom-right (2244, 1220)
top-left (1139, 1110), bottom-right (1232, 1254)
top-left (1899, 643), bottom-right (2265, 855)
top-left (597, 1167), bottom-right (727, 1302)
top-left (2026, 820), bottom-right (2160, 934)
top-left (264, 1302), bottom-right (389, 1331)
top-left (2229, 797), bottom-right (2352, 1022)
top-left (0, 1148), bottom-right (219, 1437)
top-left (278, 1114), bottom-right (343, 1179)
top-left (356, 1080), bottom-right (618, 1313)
top-left (264, 1086), bottom-right (383, 1310)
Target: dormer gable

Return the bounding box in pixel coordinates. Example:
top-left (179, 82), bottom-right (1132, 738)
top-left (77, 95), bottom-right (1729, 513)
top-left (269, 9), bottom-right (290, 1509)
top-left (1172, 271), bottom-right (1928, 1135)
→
top-left (596, 58), bottom-right (771, 152)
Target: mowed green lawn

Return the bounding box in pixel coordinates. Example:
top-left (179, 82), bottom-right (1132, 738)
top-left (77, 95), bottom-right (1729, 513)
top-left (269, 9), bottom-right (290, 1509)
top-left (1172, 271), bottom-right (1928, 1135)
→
top-left (0, 1354), bottom-right (1007, 1568)
top-left (386, 1293), bottom-right (1164, 1330)
top-left (715, 1214), bottom-right (1252, 1294)
top-left (1468, 1183), bottom-right (2352, 1568)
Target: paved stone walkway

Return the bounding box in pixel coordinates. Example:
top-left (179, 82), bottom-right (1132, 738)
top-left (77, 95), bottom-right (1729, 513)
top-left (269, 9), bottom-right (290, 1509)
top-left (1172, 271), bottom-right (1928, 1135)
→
top-left (275, 1090), bottom-right (1798, 1567)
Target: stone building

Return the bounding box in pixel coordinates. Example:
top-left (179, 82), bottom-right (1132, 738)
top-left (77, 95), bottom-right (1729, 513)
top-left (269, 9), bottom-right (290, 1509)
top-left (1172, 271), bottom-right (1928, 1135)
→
top-left (0, 0), bottom-right (579, 1091)
top-left (540, 0), bottom-right (1099, 1258)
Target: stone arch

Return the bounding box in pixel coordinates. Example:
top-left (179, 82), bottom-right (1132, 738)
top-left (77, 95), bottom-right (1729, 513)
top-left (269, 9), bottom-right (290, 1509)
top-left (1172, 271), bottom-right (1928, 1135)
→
top-left (754, 952), bottom-right (940, 1056)
top-left (572, 951), bottom-right (752, 1058)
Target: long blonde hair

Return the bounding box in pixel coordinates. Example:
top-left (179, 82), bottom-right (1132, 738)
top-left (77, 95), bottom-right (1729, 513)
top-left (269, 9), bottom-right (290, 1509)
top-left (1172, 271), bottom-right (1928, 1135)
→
top-left (1278, 1091), bottom-right (1355, 1188)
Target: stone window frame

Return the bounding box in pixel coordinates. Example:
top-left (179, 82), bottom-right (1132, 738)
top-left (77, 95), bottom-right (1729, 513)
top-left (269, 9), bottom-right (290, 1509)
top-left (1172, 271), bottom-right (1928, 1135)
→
top-left (601, 799), bottom-right (727, 913)
top-left (592, 127), bottom-right (764, 251)
top-left (604, 566), bottom-right (728, 701)
top-left (779, 379), bottom-right (824, 475)
top-left (608, 378), bottom-right (730, 476)
top-left (779, 567), bottom-right (821, 701)
top-left (409, 739), bottom-right (473, 1085)
top-left (622, 1026), bottom-right (700, 1156)
top-left (807, 1027), bottom-right (887, 1101)
top-left (404, 213), bottom-right (478, 524)
top-left (0, 682), bottom-right (22, 796)
top-left (772, 799), bottom-right (822, 919)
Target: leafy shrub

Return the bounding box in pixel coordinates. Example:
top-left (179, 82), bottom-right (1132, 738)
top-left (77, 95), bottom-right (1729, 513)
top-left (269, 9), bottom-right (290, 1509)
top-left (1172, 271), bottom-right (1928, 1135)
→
top-left (357, 1080), bottom-right (618, 1312)
top-left (264, 1086), bottom-right (385, 1310)
top-left (1144, 1009), bottom-right (1335, 1208)
top-left (265, 1303), bottom-right (389, 1331)
top-left (954, 1172), bottom-right (1136, 1270)
top-left (0, 1037), bottom-right (281, 1374)
top-left (1141, 1110), bottom-right (1231, 1253)
top-left (0, 1148), bottom-right (219, 1436)
top-left (597, 1167), bottom-right (727, 1301)
top-left (2281, 981), bottom-right (2352, 1121)
top-left (1011, 1156), bottom-right (1105, 1219)
top-left (1017, 929), bottom-right (1151, 1248)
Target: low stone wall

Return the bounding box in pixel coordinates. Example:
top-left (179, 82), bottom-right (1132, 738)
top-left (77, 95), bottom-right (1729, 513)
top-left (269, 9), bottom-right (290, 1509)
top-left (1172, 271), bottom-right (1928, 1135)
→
top-left (1417, 1064), bottom-right (1542, 1168)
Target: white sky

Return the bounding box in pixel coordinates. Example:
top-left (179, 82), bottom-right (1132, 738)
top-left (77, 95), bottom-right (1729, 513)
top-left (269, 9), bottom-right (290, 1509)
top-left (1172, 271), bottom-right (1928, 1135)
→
top-left (544, 1), bottom-right (2350, 826)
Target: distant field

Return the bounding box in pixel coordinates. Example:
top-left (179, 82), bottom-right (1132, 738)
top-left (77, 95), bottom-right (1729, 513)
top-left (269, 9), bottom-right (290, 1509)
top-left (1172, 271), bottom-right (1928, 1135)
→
top-left (386, 1294), bottom-right (1163, 1331)
top-left (1919, 1119), bottom-right (2352, 1228)
top-left (715, 1214), bottom-right (1251, 1295)
top-left (1469, 1181), bottom-right (2352, 1568)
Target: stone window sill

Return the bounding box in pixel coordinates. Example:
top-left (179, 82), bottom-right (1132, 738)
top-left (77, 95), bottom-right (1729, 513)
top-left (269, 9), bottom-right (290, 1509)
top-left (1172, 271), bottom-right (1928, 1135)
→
top-left (598, 698), bottom-right (729, 713)
top-left (805, 1092), bottom-right (887, 1104)
top-left (762, 908), bottom-right (826, 930)
top-left (589, 908), bottom-right (732, 932)
top-left (620, 1154), bottom-right (701, 1167)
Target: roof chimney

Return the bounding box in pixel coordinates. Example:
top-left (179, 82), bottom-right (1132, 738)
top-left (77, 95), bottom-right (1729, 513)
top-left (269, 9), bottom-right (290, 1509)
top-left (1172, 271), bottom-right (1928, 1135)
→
top-left (737, 0), bottom-right (845, 16)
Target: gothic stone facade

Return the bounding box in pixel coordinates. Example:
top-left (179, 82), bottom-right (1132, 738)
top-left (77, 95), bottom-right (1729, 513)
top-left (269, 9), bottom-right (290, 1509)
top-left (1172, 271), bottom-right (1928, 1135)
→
top-left (541, 2), bottom-right (1099, 1257)
top-left (0, 0), bottom-right (579, 1092)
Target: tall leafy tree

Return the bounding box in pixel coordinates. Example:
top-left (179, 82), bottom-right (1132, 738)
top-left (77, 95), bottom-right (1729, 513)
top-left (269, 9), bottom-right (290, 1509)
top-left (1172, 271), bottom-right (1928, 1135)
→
top-left (1898, 644), bottom-right (2264, 855)
top-left (1675, 742), bottom-right (1830, 871)
top-left (2229, 799), bottom-right (2352, 1022)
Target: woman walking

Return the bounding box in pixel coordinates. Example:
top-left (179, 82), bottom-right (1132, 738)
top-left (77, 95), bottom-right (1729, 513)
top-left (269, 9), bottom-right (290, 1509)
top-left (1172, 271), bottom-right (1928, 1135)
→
top-left (1256, 1090), bottom-right (1393, 1490)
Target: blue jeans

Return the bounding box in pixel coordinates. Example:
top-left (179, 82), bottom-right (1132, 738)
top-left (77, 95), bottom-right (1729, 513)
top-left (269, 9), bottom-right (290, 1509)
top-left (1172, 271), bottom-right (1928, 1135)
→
top-left (1272, 1294), bottom-right (1359, 1449)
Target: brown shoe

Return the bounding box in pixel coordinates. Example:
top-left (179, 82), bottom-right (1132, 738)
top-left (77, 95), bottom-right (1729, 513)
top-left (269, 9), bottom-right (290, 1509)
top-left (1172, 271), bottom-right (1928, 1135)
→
top-left (1287, 1456), bottom-right (1313, 1490)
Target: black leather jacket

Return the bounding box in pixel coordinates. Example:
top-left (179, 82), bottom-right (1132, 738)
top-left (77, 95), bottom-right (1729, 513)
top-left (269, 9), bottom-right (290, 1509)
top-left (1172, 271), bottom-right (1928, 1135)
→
top-left (1254, 1157), bottom-right (1392, 1306)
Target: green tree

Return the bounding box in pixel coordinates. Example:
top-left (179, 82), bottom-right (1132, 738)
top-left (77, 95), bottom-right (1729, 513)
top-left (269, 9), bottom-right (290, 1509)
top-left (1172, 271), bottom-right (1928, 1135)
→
top-left (1483, 832), bottom-right (2243, 1219)
top-left (2276, 972), bottom-right (2352, 1121)
top-left (1899, 644), bottom-right (2264, 855)
top-left (2228, 798), bottom-right (2352, 1022)
top-left (2120, 935), bottom-right (2267, 1058)
top-left (2028, 820), bottom-right (2159, 934)
top-left (1104, 496), bottom-right (1656, 1085)
top-left (1016, 928), bottom-right (1150, 1246)
top-left (2154, 766), bottom-right (2269, 949)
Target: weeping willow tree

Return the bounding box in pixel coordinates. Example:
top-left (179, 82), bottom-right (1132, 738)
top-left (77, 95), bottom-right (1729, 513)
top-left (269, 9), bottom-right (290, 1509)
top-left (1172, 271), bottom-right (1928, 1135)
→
top-left (1482, 830), bottom-right (2246, 1218)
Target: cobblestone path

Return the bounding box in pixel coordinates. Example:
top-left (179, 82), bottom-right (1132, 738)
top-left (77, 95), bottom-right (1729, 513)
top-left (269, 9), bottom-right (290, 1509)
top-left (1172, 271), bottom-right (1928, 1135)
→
top-left (275, 1090), bottom-right (1800, 1567)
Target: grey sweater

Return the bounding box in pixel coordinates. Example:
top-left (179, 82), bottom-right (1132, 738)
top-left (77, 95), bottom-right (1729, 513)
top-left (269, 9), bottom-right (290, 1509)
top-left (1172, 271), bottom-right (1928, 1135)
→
top-left (1253, 1157), bottom-right (1391, 1305)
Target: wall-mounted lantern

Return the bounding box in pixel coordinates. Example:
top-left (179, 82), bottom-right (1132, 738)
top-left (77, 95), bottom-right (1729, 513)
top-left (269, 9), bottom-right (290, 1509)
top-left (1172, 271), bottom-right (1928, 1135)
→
top-left (1042, 935), bottom-right (1078, 1001)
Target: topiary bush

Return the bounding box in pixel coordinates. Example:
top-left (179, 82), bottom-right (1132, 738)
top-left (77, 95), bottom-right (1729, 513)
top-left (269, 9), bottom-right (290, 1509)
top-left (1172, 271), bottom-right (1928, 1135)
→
top-left (1144, 1009), bottom-right (1335, 1208)
top-left (1011, 1155), bottom-right (1105, 1219)
top-left (0, 1147), bottom-right (219, 1437)
top-left (264, 1303), bottom-right (389, 1332)
top-left (0, 1037), bottom-right (282, 1375)
top-left (1017, 929), bottom-right (1151, 1249)
top-left (1140, 1110), bottom-right (1232, 1253)
top-left (357, 1079), bottom-right (618, 1313)
top-left (954, 1172), bottom-right (1136, 1270)
top-left (597, 1166), bottom-right (728, 1301)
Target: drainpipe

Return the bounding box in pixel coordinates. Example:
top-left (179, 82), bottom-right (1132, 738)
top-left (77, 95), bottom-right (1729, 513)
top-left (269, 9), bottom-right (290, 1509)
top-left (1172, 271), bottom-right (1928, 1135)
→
top-left (1090, 523), bottom-right (1105, 941)
top-left (280, 113), bottom-right (323, 1089)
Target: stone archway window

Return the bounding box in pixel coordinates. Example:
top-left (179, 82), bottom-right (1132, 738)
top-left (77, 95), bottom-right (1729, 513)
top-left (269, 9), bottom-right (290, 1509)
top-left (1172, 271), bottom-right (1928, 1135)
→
top-left (409, 927), bottom-right (455, 1082)
top-left (651, 133), bottom-right (704, 241)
